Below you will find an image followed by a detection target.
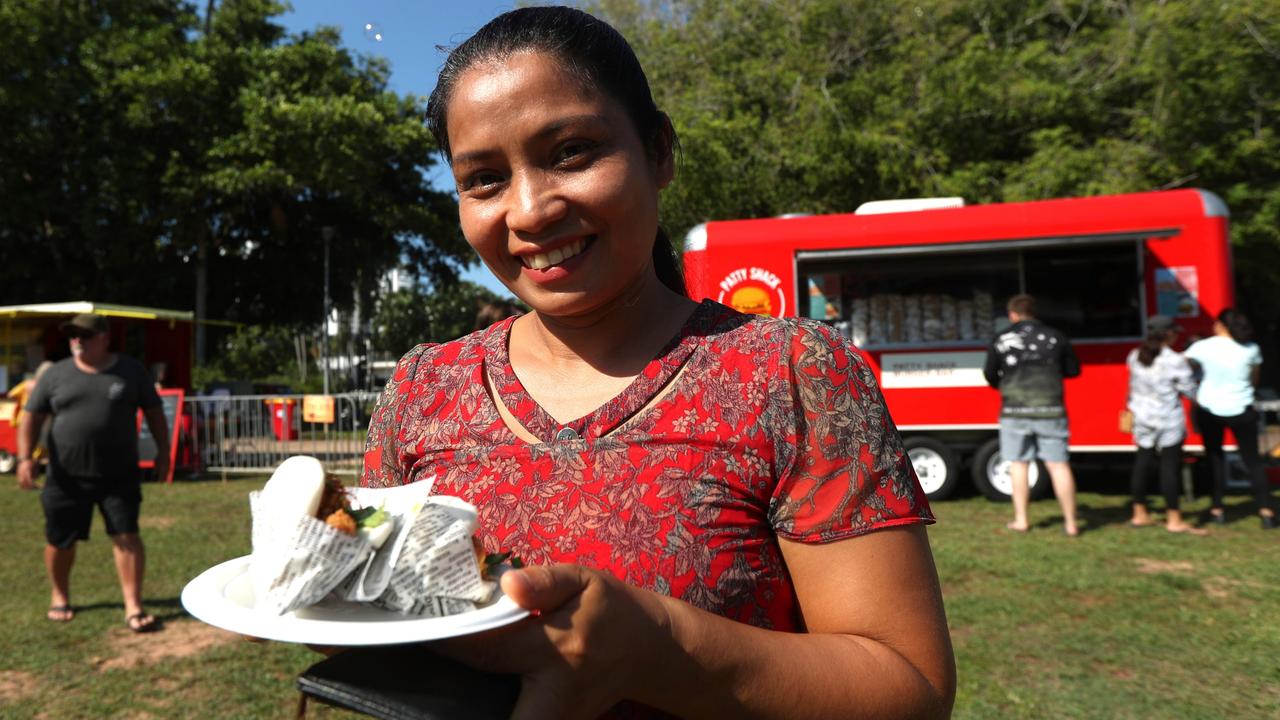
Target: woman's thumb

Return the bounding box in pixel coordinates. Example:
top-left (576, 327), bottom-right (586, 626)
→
top-left (501, 563), bottom-right (591, 612)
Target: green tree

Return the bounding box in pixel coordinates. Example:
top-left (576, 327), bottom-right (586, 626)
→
top-left (372, 281), bottom-right (511, 356)
top-left (0, 0), bottom-right (470, 361)
top-left (593, 0), bottom-right (1280, 371)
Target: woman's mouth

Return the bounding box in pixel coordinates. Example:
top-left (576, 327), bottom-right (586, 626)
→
top-left (520, 237), bottom-right (590, 270)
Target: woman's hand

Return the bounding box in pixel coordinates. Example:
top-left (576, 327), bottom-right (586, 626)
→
top-left (434, 563), bottom-right (674, 720)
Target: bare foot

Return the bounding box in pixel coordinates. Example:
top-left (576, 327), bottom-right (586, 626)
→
top-left (1167, 524), bottom-right (1208, 536)
top-left (1006, 522), bottom-right (1030, 533)
top-left (1129, 519), bottom-right (1156, 528)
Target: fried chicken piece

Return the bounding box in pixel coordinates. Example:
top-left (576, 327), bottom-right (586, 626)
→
top-left (325, 508), bottom-right (357, 535)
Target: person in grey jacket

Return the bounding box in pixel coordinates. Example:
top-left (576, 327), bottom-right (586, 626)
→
top-left (983, 294), bottom-right (1081, 536)
top-left (1126, 315), bottom-right (1203, 534)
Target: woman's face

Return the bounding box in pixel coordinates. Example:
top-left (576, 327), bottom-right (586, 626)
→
top-left (446, 51), bottom-right (672, 318)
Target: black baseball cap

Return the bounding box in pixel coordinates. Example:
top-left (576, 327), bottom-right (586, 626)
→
top-left (60, 313), bottom-right (109, 336)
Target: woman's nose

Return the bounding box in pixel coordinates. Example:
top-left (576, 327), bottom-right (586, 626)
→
top-left (506, 169), bottom-right (567, 235)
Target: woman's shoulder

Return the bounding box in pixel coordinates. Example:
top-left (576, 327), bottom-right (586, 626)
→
top-left (697, 301), bottom-right (851, 355)
top-left (387, 330), bottom-right (489, 382)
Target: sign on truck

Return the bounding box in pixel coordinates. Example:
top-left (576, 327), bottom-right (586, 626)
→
top-left (682, 189), bottom-right (1233, 500)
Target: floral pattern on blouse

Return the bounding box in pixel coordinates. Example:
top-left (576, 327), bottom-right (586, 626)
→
top-left (362, 300), bottom-right (932, 632)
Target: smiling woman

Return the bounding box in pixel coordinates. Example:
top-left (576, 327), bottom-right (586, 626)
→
top-left (361, 6), bottom-right (954, 719)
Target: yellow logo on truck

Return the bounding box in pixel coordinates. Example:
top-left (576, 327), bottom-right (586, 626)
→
top-left (718, 267), bottom-right (786, 316)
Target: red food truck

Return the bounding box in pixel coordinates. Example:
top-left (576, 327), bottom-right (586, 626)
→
top-left (682, 189), bottom-right (1234, 500)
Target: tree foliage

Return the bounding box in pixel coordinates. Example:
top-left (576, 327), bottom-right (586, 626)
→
top-left (0, 0), bottom-right (468, 335)
top-left (372, 281), bottom-right (507, 357)
top-left (591, 0), bottom-right (1280, 354)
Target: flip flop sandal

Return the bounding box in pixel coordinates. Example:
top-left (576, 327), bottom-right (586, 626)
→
top-left (47, 605), bottom-right (74, 622)
top-left (126, 612), bottom-right (159, 633)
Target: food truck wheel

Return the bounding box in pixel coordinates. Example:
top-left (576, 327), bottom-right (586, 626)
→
top-left (0, 450), bottom-right (14, 475)
top-left (904, 437), bottom-right (959, 500)
top-left (971, 438), bottom-right (1051, 502)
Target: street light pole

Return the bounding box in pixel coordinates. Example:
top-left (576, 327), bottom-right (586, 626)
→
top-left (321, 226), bottom-right (333, 395)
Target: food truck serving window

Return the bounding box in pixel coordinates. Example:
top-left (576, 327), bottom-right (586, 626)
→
top-left (799, 238), bottom-right (1143, 348)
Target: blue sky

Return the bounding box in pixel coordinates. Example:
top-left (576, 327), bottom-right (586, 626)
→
top-left (277, 1), bottom-right (526, 295)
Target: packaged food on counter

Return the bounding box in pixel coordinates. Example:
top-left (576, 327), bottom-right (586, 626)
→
top-left (921, 294), bottom-right (942, 342)
top-left (939, 294), bottom-right (958, 341)
top-left (903, 295), bottom-right (923, 344)
top-left (973, 290), bottom-right (996, 338)
top-left (957, 299), bottom-right (977, 340)
top-left (850, 298), bottom-right (869, 347)
top-left (868, 294), bottom-right (887, 345)
top-left (885, 294), bottom-right (905, 343)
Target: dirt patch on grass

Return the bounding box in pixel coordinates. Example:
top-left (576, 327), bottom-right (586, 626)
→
top-left (0, 671), bottom-right (37, 702)
top-left (139, 515), bottom-right (176, 530)
top-left (93, 618), bottom-right (239, 672)
top-left (1134, 558), bottom-right (1195, 574)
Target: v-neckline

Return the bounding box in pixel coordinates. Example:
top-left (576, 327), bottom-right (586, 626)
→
top-left (484, 300), bottom-right (712, 443)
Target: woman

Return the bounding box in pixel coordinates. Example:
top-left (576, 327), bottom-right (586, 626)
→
top-left (1184, 309), bottom-right (1274, 529)
top-left (1125, 316), bottom-right (1201, 533)
top-left (362, 7), bottom-right (954, 718)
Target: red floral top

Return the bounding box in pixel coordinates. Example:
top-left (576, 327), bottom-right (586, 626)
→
top-left (362, 300), bottom-right (932, 632)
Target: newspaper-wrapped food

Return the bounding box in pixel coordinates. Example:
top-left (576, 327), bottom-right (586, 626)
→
top-left (248, 456), bottom-right (498, 617)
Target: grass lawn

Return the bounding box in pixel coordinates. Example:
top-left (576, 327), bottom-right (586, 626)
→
top-left (0, 473), bottom-right (1276, 719)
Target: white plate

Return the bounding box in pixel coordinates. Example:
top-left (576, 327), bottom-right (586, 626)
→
top-left (181, 555), bottom-right (529, 645)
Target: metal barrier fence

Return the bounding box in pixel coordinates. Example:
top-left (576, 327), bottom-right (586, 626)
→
top-left (183, 393), bottom-right (377, 477)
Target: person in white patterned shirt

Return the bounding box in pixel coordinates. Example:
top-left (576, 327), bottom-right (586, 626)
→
top-left (1126, 315), bottom-right (1202, 534)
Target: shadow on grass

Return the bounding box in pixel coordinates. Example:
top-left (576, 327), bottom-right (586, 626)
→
top-left (64, 595), bottom-right (187, 621)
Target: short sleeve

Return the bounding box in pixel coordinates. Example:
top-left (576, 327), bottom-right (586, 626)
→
top-left (1183, 339), bottom-right (1206, 363)
top-left (361, 344), bottom-right (433, 488)
top-left (137, 365), bottom-right (162, 410)
top-left (768, 322), bottom-right (934, 543)
top-left (1247, 344), bottom-right (1263, 366)
top-left (26, 376), bottom-right (52, 414)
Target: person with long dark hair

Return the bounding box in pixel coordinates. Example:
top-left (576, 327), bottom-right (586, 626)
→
top-left (360, 7), bottom-right (954, 718)
top-left (1126, 315), bottom-right (1202, 533)
top-left (1184, 308), bottom-right (1274, 529)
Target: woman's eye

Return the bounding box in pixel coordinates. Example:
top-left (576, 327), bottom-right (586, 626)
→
top-left (555, 141), bottom-right (595, 166)
top-left (460, 171), bottom-right (503, 192)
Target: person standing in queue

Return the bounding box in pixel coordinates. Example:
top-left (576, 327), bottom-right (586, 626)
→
top-left (983, 294), bottom-right (1082, 536)
top-left (1126, 315), bottom-right (1203, 534)
top-left (1184, 308), bottom-right (1273, 529)
top-left (361, 7), bottom-right (954, 718)
top-left (16, 314), bottom-right (169, 630)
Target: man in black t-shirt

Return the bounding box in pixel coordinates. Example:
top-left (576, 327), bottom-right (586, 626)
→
top-left (16, 314), bottom-right (169, 631)
top-left (983, 294), bottom-right (1082, 537)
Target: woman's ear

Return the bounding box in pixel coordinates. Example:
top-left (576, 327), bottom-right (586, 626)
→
top-left (653, 113), bottom-right (675, 189)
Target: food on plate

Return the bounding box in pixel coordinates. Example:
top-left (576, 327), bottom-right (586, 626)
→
top-left (260, 455), bottom-right (392, 548)
top-left (248, 455), bottom-right (515, 617)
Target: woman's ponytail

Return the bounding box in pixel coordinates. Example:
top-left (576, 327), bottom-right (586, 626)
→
top-left (652, 228), bottom-right (687, 297)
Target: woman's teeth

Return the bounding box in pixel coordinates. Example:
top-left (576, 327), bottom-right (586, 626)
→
top-left (523, 238), bottom-right (587, 269)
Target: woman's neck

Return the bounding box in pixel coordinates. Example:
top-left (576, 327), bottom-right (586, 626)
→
top-left (513, 273), bottom-right (697, 378)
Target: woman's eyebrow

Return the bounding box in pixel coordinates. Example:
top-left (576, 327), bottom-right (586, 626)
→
top-left (451, 113), bottom-right (610, 167)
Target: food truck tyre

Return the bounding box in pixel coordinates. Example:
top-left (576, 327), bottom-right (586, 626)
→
top-left (903, 437), bottom-right (960, 501)
top-left (971, 438), bottom-right (1052, 502)
top-left (0, 450), bottom-right (14, 475)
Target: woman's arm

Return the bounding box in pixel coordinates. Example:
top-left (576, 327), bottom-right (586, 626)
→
top-left (440, 525), bottom-right (955, 720)
top-left (657, 524), bottom-right (954, 719)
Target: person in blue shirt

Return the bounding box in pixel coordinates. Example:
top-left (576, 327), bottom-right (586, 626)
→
top-left (1183, 308), bottom-right (1273, 530)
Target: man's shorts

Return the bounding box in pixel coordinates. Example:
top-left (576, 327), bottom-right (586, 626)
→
top-left (41, 475), bottom-right (143, 549)
top-left (999, 417), bottom-right (1070, 463)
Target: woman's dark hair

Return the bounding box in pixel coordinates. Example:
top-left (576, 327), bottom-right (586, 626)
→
top-left (426, 6), bottom-right (686, 297)
top-left (1136, 328), bottom-right (1169, 366)
top-left (1218, 308), bottom-right (1254, 344)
